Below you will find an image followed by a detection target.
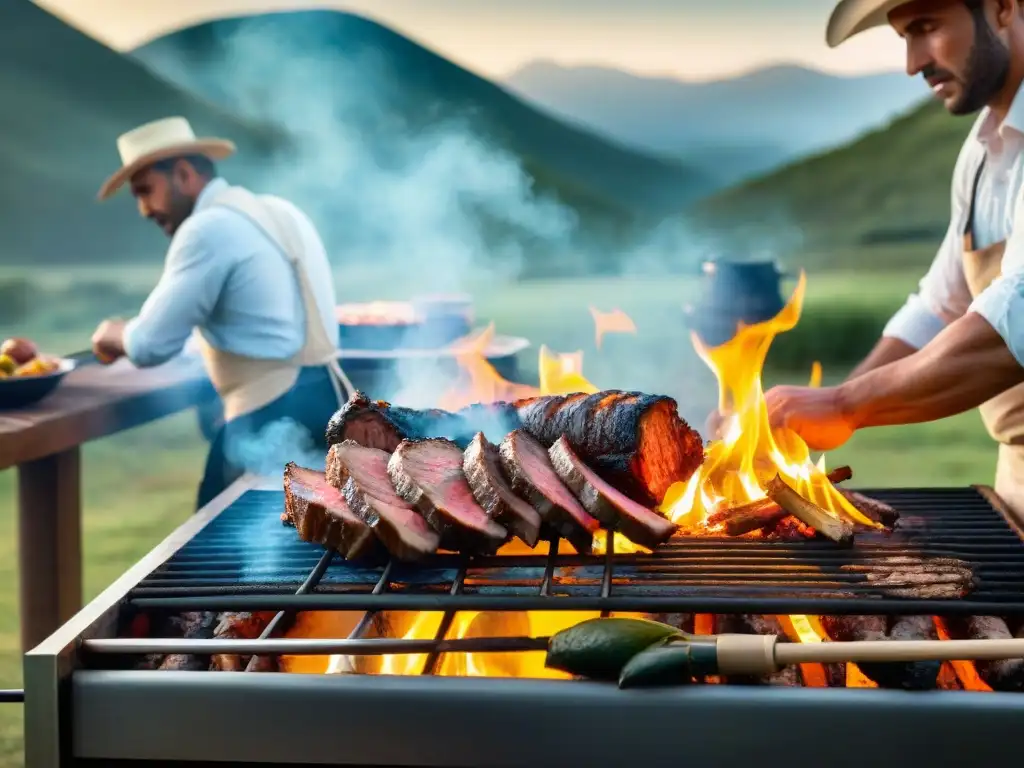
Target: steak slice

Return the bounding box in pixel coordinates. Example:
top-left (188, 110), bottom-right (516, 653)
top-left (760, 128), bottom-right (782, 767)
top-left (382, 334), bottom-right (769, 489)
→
top-left (514, 391), bottom-right (704, 506)
top-left (498, 429), bottom-right (599, 554)
top-left (388, 438), bottom-right (508, 554)
top-left (284, 463), bottom-right (378, 560)
top-left (548, 436), bottom-right (677, 549)
top-left (331, 441), bottom-right (440, 561)
top-left (463, 432), bottom-right (542, 547)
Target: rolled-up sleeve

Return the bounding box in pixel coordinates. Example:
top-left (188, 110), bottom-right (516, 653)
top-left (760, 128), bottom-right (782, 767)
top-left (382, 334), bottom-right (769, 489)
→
top-left (123, 213), bottom-right (233, 367)
top-left (883, 221), bottom-right (973, 348)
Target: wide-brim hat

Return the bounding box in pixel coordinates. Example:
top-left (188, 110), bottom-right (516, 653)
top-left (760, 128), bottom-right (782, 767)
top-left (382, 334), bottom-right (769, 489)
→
top-left (826, 0), bottom-right (911, 47)
top-left (97, 116), bottom-right (236, 201)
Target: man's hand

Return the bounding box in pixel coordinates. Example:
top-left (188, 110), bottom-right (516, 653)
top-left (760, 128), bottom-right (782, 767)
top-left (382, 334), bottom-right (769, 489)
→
top-left (765, 384), bottom-right (855, 452)
top-left (91, 318), bottom-right (127, 365)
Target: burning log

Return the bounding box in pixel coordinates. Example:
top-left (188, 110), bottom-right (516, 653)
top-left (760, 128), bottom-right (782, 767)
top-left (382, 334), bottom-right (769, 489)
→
top-left (325, 390), bottom-right (704, 506)
top-left (835, 489), bottom-right (900, 527)
top-left (706, 466), bottom-right (854, 535)
top-left (763, 474), bottom-right (853, 545)
top-left (820, 615), bottom-right (940, 690)
top-left (157, 612), bottom-right (219, 671)
top-left (939, 616), bottom-right (1024, 691)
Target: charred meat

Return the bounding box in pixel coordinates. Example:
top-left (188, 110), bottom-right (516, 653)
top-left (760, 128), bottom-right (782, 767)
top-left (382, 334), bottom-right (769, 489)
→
top-left (548, 435), bottom-right (677, 548)
top-left (284, 463), bottom-right (378, 560)
top-left (330, 441), bottom-right (441, 561)
top-left (499, 429), bottom-right (599, 554)
top-left (325, 390), bottom-right (704, 506)
top-left (387, 438), bottom-right (508, 554)
top-left (463, 432), bottom-right (542, 546)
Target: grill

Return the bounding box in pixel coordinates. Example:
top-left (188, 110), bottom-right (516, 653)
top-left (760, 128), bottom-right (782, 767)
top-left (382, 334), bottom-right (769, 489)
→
top-left (128, 486), bottom-right (1024, 616)
top-left (23, 477), bottom-right (1024, 768)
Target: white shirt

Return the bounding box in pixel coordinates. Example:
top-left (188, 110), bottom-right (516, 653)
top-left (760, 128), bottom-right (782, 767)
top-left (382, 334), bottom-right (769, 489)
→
top-left (123, 178), bottom-right (339, 368)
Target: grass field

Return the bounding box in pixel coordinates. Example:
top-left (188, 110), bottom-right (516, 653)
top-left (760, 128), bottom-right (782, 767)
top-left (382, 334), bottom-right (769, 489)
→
top-left (0, 267), bottom-right (999, 766)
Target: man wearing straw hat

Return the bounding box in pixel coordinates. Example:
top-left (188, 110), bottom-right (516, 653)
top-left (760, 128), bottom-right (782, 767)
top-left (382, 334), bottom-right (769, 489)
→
top-left (753, 0), bottom-right (1024, 515)
top-left (90, 116), bottom-right (354, 509)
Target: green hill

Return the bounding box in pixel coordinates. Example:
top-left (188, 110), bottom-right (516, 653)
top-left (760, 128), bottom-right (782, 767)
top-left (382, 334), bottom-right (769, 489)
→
top-left (692, 99), bottom-right (976, 269)
top-left (0, 0), bottom-right (287, 267)
top-left (130, 10), bottom-right (713, 223)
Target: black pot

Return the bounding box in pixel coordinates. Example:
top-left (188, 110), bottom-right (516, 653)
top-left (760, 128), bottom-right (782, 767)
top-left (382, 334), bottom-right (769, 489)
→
top-left (685, 259), bottom-right (789, 347)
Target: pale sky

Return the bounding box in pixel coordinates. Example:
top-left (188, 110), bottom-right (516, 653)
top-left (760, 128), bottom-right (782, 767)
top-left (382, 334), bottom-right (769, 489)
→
top-left (32, 0), bottom-right (907, 80)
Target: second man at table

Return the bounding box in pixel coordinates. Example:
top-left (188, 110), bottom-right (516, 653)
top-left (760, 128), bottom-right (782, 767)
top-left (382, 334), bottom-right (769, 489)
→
top-left (90, 116), bottom-right (352, 509)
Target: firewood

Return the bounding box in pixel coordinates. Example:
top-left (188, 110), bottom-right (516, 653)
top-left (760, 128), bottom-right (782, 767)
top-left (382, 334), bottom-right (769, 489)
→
top-left (707, 466), bottom-right (854, 536)
top-left (763, 474), bottom-right (854, 545)
top-left (836, 488), bottom-right (900, 527)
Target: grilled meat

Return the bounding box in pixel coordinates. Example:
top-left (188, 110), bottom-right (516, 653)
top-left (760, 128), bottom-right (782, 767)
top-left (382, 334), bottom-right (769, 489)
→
top-left (326, 389), bottom-right (704, 506)
top-left (387, 438), bottom-right (508, 554)
top-left (820, 615), bottom-right (940, 690)
top-left (499, 429), bottom-right (599, 554)
top-left (941, 616), bottom-right (1024, 691)
top-left (331, 441), bottom-right (441, 561)
top-left (548, 435), bottom-right (677, 548)
top-left (284, 463), bottom-right (378, 560)
top-left (463, 432), bottom-right (542, 546)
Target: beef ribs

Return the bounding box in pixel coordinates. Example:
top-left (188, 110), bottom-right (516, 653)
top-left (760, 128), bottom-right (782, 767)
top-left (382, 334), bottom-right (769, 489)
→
top-left (463, 432), bottom-right (542, 546)
top-left (330, 441), bottom-right (440, 561)
top-left (498, 429), bottom-right (599, 554)
top-left (387, 438), bottom-right (508, 554)
top-left (325, 390), bottom-right (704, 507)
top-left (820, 615), bottom-right (940, 690)
top-left (548, 435), bottom-right (677, 548)
top-left (284, 463), bottom-right (377, 560)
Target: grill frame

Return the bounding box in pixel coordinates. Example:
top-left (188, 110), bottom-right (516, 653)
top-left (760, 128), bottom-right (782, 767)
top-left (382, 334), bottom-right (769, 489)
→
top-left (24, 475), bottom-right (1024, 768)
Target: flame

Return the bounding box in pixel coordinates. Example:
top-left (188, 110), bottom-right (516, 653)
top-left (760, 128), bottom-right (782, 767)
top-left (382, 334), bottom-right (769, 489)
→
top-left (589, 306), bottom-right (637, 350)
top-left (659, 271), bottom-right (880, 531)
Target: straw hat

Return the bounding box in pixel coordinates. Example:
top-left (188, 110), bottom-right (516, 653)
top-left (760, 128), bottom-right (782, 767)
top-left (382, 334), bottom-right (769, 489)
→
top-left (826, 0), bottom-right (912, 47)
top-left (97, 116), bottom-right (236, 201)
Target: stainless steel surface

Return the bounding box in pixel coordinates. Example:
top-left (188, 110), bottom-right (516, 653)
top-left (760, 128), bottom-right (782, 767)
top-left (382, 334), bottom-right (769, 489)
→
top-left (72, 671), bottom-right (1019, 767)
top-left (23, 476), bottom-right (262, 768)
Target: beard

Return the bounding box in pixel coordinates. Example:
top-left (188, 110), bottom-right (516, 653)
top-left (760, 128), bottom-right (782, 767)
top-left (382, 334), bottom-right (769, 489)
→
top-left (949, 7), bottom-right (1011, 115)
top-left (156, 187), bottom-right (197, 237)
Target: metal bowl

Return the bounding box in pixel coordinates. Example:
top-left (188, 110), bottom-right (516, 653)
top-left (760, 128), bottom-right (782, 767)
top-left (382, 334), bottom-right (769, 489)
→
top-left (0, 358), bottom-right (76, 410)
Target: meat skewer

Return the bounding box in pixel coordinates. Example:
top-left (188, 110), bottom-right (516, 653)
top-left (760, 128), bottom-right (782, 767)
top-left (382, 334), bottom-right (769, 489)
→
top-left (463, 432), bottom-right (542, 547)
top-left (387, 438), bottom-right (508, 554)
top-left (548, 435), bottom-right (678, 549)
top-left (326, 389), bottom-right (704, 506)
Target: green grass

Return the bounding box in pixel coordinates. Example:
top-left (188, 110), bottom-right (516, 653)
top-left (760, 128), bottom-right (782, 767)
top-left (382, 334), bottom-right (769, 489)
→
top-left (0, 268), bottom-right (998, 766)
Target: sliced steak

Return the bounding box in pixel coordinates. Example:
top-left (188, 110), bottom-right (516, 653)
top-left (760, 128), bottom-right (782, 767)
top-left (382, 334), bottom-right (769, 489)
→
top-left (498, 429), bottom-right (599, 554)
top-left (332, 441), bottom-right (440, 561)
top-left (463, 432), bottom-right (542, 547)
top-left (388, 438), bottom-right (508, 554)
top-left (547, 436), bottom-right (677, 548)
top-left (284, 463), bottom-right (378, 560)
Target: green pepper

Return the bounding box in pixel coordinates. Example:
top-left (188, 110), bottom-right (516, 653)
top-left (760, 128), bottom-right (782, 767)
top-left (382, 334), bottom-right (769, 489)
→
top-left (545, 617), bottom-right (683, 681)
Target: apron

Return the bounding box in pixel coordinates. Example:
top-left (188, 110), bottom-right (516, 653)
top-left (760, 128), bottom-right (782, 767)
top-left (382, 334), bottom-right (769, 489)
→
top-left (195, 184), bottom-right (354, 422)
top-left (961, 158), bottom-right (1024, 518)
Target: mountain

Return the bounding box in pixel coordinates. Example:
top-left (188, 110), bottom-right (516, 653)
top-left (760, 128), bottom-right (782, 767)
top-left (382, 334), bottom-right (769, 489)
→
top-left (691, 99), bottom-right (974, 267)
top-left (130, 10), bottom-right (713, 232)
top-left (504, 61), bottom-right (930, 186)
top-left (0, 0), bottom-right (284, 267)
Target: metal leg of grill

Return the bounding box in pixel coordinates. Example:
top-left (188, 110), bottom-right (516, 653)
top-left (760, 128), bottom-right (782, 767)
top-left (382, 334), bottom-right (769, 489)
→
top-left (17, 448), bottom-right (82, 651)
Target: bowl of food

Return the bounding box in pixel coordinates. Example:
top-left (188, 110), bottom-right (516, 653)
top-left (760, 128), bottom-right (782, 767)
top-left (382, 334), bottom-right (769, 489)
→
top-left (0, 337), bottom-right (75, 410)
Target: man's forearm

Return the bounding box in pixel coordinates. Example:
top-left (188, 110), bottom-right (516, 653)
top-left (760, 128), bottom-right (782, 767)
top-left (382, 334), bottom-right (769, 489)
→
top-left (845, 337), bottom-right (918, 381)
top-left (837, 312), bottom-right (1024, 428)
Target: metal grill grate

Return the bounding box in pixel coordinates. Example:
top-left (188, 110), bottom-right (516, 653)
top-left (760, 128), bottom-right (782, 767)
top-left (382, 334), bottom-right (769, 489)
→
top-left (125, 486), bottom-right (1024, 616)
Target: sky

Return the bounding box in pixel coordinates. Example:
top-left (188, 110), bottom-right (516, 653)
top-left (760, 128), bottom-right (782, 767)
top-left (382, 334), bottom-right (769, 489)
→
top-left (32, 0), bottom-right (907, 80)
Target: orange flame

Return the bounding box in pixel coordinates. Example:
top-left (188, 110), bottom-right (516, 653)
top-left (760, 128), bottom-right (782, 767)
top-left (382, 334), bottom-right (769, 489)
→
top-left (659, 271), bottom-right (880, 531)
top-left (589, 306), bottom-right (637, 350)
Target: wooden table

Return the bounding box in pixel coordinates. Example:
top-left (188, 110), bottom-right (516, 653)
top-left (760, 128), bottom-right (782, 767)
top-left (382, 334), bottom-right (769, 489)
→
top-left (0, 356), bottom-right (214, 652)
